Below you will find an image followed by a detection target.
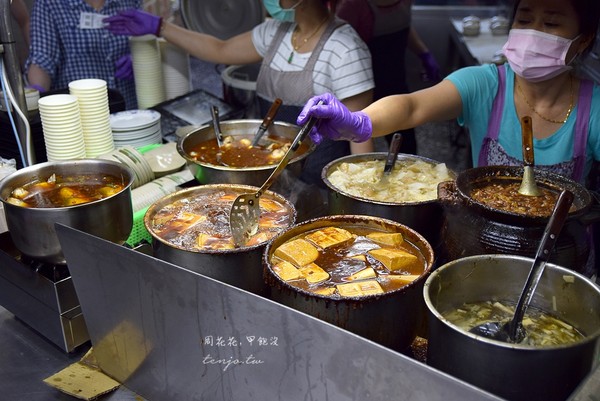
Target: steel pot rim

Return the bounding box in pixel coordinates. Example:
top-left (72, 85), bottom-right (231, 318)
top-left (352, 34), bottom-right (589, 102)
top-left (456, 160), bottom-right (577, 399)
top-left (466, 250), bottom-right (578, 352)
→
top-left (176, 119), bottom-right (316, 172)
top-left (322, 152), bottom-right (456, 206)
top-left (263, 214), bottom-right (435, 303)
top-left (0, 159), bottom-right (135, 210)
top-left (144, 183), bottom-right (297, 254)
top-left (423, 254), bottom-right (600, 350)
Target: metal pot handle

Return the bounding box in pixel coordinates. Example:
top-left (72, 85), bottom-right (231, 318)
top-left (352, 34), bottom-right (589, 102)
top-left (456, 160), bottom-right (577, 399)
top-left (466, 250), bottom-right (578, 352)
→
top-left (577, 190), bottom-right (600, 226)
top-left (437, 180), bottom-right (465, 209)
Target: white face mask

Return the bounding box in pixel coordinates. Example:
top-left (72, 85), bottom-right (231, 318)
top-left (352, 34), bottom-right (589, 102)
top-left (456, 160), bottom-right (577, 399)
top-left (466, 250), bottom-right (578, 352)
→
top-left (502, 29), bottom-right (580, 82)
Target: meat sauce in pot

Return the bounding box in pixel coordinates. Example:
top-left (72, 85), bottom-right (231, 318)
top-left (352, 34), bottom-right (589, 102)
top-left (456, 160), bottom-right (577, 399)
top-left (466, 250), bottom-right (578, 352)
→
top-left (185, 135), bottom-right (310, 168)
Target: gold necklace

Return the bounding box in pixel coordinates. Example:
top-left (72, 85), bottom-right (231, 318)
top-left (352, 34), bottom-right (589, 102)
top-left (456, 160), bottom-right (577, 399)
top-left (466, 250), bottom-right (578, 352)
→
top-left (288, 16), bottom-right (329, 63)
top-left (516, 76), bottom-right (574, 124)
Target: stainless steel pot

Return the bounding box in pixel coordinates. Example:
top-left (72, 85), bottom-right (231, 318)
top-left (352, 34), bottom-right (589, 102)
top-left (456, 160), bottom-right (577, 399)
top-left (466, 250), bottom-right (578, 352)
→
top-left (438, 166), bottom-right (600, 274)
top-left (423, 254), bottom-right (600, 401)
top-left (177, 119), bottom-right (315, 187)
top-left (0, 159), bottom-right (134, 264)
top-left (144, 184), bottom-right (296, 296)
top-left (322, 153), bottom-right (455, 249)
top-left (263, 215), bottom-right (435, 352)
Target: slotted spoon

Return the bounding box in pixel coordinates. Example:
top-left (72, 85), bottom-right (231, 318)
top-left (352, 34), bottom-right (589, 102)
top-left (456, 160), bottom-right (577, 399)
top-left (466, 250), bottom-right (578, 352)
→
top-left (229, 107), bottom-right (321, 246)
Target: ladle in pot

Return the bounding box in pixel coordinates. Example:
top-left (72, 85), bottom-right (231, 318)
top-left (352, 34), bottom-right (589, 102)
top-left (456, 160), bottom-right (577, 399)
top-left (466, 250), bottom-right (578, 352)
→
top-left (252, 98), bottom-right (282, 146)
top-left (469, 189), bottom-right (574, 343)
top-left (211, 105), bottom-right (225, 148)
top-left (229, 102), bottom-right (322, 247)
top-left (378, 133), bottom-right (402, 184)
top-left (518, 116), bottom-right (542, 196)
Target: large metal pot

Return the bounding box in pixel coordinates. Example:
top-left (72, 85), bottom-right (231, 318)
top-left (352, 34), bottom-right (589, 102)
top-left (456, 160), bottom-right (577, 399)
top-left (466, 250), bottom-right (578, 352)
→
top-left (177, 119), bottom-right (315, 187)
top-left (424, 254), bottom-right (600, 401)
top-left (263, 215), bottom-right (435, 352)
top-left (144, 184), bottom-right (296, 296)
top-left (438, 166), bottom-right (600, 273)
top-left (0, 159), bottom-right (134, 264)
top-left (322, 153), bottom-right (455, 249)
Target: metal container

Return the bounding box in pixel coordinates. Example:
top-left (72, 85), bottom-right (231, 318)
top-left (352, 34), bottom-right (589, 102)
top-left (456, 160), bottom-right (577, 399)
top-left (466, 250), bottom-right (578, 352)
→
top-left (0, 159), bottom-right (134, 264)
top-left (423, 254), bottom-right (600, 401)
top-left (322, 153), bottom-right (455, 249)
top-left (438, 166), bottom-right (600, 273)
top-left (263, 215), bottom-right (435, 352)
top-left (144, 184), bottom-right (296, 296)
top-left (177, 119), bottom-right (315, 187)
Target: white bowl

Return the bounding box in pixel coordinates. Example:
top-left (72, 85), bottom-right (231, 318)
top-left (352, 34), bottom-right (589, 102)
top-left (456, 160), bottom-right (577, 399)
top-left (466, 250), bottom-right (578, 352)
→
top-left (142, 142), bottom-right (186, 177)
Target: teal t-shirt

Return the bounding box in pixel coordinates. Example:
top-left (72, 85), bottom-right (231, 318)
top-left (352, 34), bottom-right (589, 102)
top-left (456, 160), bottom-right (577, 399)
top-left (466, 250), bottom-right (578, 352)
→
top-left (446, 63), bottom-right (600, 181)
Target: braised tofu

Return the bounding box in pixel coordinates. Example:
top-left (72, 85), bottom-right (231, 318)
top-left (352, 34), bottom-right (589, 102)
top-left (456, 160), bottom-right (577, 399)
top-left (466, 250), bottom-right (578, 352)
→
top-left (386, 274), bottom-right (420, 285)
top-left (368, 248), bottom-right (419, 271)
top-left (273, 260), bottom-right (303, 281)
top-left (337, 280), bottom-right (384, 297)
top-left (299, 263), bottom-right (330, 284)
top-left (314, 287), bottom-right (336, 296)
top-left (274, 238), bottom-right (319, 267)
top-left (347, 267), bottom-right (377, 281)
top-left (305, 227), bottom-right (353, 249)
top-left (366, 232), bottom-right (404, 246)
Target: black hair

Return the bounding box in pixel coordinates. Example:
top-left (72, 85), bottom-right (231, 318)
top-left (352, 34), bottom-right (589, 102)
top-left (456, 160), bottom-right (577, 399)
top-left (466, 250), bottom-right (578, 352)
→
top-left (510, 0), bottom-right (600, 53)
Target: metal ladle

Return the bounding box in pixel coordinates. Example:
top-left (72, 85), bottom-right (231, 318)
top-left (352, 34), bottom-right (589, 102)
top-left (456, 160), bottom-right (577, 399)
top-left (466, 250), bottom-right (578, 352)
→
top-left (229, 102), bottom-right (322, 247)
top-left (252, 98), bottom-right (282, 147)
top-left (518, 116), bottom-right (541, 196)
top-left (378, 133), bottom-right (402, 185)
top-left (469, 189), bottom-right (574, 343)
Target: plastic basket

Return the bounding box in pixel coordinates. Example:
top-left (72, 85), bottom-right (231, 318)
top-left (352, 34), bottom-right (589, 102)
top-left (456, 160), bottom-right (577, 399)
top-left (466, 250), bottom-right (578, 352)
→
top-left (125, 206), bottom-right (152, 247)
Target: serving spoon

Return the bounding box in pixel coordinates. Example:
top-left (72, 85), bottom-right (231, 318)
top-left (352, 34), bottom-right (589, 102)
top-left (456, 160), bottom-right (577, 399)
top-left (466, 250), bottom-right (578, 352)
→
top-left (229, 102), bottom-right (322, 247)
top-left (518, 116), bottom-right (541, 196)
top-left (378, 133), bottom-right (402, 184)
top-left (252, 98), bottom-right (282, 146)
top-left (469, 189), bottom-right (574, 343)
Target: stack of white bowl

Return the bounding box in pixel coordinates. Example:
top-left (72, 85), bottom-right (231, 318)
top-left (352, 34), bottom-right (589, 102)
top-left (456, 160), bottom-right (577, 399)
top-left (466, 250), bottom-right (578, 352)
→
top-left (68, 78), bottom-right (115, 157)
top-left (96, 146), bottom-right (154, 189)
top-left (110, 109), bottom-right (162, 148)
top-left (38, 94), bottom-right (86, 161)
top-left (130, 35), bottom-right (166, 109)
top-left (158, 38), bottom-right (191, 101)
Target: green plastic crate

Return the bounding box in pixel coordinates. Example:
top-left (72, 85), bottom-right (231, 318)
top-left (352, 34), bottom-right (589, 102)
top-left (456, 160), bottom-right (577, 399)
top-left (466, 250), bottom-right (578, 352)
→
top-left (126, 206), bottom-right (152, 247)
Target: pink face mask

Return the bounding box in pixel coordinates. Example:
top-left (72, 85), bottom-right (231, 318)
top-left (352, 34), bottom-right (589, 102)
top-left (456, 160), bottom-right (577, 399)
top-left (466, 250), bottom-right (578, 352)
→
top-left (502, 29), bottom-right (579, 82)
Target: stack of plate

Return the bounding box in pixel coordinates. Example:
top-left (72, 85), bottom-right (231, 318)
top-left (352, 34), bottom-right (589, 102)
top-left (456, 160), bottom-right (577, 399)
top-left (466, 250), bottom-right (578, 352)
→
top-left (96, 146), bottom-right (154, 189)
top-left (130, 35), bottom-right (166, 109)
top-left (38, 94), bottom-right (86, 161)
top-left (110, 109), bottom-right (162, 148)
top-left (159, 38), bottom-right (191, 101)
top-left (69, 78), bottom-right (115, 157)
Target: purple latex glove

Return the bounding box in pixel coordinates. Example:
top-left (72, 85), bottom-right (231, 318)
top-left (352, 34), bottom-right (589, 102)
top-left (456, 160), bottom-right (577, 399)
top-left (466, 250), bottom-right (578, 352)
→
top-left (419, 51), bottom-right (441, 82)
top-left (296, 93), bottom-right (372, 145)
top-left (115, 54), bottom-right (133, 79)
top-left (104, 9), bottom-right (161, 37)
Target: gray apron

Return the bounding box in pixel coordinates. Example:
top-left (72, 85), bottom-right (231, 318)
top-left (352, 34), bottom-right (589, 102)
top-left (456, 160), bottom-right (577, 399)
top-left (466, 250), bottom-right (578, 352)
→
top-left (256, 18), bottom-right (350, 187)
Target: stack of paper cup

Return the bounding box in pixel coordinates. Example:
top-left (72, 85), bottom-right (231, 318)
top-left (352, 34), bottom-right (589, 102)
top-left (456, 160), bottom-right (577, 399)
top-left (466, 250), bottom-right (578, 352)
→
top-left (159, 38), bottom-right (190, 101)
top-left (38, 94), bottom-right (86, 161)
top-left (131, 169), bottom-right (194, 212)
top-left (130, 35), bottom-right (165, 109)
top-left (69, 78), bottom-right (115, 157)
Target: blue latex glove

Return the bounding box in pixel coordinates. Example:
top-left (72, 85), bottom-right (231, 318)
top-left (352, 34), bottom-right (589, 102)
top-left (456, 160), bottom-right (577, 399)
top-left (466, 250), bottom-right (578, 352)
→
top-left (115, 54), bottom-right (133, 79)
top-left (296, 93), bottom-right (372, 145)
top-left (419, 51), bottom-right (441, 82)
top-left (104, 9), bottom-right (161, 36)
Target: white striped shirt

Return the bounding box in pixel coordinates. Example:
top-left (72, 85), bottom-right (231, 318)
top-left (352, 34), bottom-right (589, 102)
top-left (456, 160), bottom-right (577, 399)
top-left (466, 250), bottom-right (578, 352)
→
top-left (251, 18), bottom-right (374, 101)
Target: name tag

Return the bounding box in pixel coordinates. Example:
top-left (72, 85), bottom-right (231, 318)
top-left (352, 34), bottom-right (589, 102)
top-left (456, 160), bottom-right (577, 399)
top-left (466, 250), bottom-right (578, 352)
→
top-left (80, 12), bottom-right (106, 29)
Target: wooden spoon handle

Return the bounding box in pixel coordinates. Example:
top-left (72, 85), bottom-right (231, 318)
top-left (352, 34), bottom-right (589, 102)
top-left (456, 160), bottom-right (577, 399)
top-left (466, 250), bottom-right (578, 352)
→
top-left (521, 116), bottom-right (534, 167)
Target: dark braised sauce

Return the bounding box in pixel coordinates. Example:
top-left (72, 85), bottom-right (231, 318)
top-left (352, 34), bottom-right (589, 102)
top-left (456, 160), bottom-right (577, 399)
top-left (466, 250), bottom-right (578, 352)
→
top-left (185, 134), bottom-right (309, 167)
top-left (6, 173), bottom-right (125, 208)
top-left (149, 188), bottom-right (292, 250)
top-left (271, 226), bottom-right (426, 297)
top-left (470, 180), bottom-right (562, 217)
